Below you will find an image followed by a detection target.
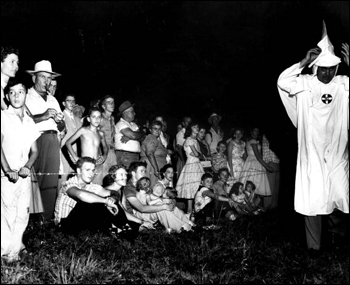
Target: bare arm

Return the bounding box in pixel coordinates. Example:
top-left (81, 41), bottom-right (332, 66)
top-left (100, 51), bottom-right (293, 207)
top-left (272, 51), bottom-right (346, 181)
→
top-left (65, 127), bottom-right (84, 163)
top-left (202, 189), bottom-right (231, 203)
top-left (1, 133), bottom-right (19, 183)
top-left (145, 148), bottom-right (161, 180)
top-left (120, 127), bottom-right (145, 141)
top-left (251, 143), bottom-right (273, 172)
top-left (227, 141), bottom-right (234, 176)
top-left (18, 140), bottom-right (39, 178)
top-left (127, 196), bottom-right (174, 213)
top-left (189, 144), bottom-right (199, 158)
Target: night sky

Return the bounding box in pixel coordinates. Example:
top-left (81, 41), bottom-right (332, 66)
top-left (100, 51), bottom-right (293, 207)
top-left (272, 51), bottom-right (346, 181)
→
top-left (1, 1), bottom-right (349, 137)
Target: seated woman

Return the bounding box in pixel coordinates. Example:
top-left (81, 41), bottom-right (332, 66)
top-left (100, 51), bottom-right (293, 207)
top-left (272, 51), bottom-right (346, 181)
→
top-left (194, 173), bottom-right (237, 229)
top-left (136, 177), bottom-right (193, 233)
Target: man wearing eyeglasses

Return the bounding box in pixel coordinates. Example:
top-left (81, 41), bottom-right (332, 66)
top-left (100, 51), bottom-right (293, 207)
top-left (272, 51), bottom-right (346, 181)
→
top-left (114, 100), bottom-right (145, 170)
top-left (25, 60), bottom-right (65, 222)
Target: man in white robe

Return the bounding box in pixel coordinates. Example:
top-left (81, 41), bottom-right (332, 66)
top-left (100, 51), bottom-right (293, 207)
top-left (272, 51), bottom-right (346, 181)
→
top-left (277, 21), bottom-right (349, 254)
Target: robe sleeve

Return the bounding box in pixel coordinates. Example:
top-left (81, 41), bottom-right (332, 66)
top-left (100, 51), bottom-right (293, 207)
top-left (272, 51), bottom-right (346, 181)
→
top-left (277, 62), bottom-right (306, 127)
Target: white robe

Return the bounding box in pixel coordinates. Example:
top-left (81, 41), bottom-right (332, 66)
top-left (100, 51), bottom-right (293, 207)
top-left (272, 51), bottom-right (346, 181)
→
top-left (277, 63), bottom-right (349, 216)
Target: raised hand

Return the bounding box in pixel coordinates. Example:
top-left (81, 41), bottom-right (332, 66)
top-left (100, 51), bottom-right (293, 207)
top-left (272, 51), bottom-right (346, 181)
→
top-left (300, 47), bottom-right (321, 68)
top-left (341, 43), bottom-right (349, 66)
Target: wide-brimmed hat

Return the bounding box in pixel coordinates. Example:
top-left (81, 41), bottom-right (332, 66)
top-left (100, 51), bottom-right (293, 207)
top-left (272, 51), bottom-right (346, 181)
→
top-left (118, 100), bottom-right (135, 115)
top-left (25, 60), bottom-right (61, 77)
top-left (208, 113), bottom-right (222, 124)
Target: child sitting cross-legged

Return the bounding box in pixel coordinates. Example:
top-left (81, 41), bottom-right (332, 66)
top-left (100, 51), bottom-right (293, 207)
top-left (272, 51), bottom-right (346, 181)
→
top-left (136, 177), bottom-right (193, 233)
top-left (194, 173), bottom-right (237, 230)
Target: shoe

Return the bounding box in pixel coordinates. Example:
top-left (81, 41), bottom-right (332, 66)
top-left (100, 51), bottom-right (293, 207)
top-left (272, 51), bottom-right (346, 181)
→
top-left (229, 214), bottom-right (237, 221)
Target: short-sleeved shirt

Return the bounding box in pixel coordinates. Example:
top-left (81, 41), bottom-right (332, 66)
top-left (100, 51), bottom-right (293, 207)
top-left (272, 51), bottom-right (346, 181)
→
top-left (194, 186), bottom-right (213, 212)
top-left (54, 176), bottom-right (103, 224)
top-left (262, 135), bottom-right (280, 164)
top-left (25, 87), bottom-right (63, 132)
top-left (212, 153), bottom-right (228, 173)
top-left (1, 106), bottom-right (40, 174)
top-left (175, 128), bottom-right (186, 146)
top-left (100, 113), bottom-right (115, 148)
top-left (114, 118), bottom-right (141, 152)
top-left (140, 134), bottom-right (168, 161)
top-left (123, 181), bottom-right (138, 214)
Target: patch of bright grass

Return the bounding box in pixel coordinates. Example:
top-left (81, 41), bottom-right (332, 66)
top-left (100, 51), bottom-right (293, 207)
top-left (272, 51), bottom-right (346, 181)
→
top-left (1, 209), bottom-right (349, 284)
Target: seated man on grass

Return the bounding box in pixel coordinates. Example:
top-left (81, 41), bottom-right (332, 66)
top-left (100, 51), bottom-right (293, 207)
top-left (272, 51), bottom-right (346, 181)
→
top-left (54, 157), bottom-right (151, 241)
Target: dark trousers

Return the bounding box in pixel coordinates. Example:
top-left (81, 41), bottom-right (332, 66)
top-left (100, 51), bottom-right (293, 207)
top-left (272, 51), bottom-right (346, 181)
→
top-left (60, 201), bottom-right (140, 238)
top-left (195, 201), bottom-right (214, 225)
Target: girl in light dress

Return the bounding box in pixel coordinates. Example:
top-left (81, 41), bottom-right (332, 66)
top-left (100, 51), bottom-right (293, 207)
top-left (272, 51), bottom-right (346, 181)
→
top-left (227, 128), bottom-right (246, 183)
top-left (176, 122), bottom-right (205, 214)
top-left (239, 127), bottom-right (274, 209)
top-left (136, 177), bottom-right (193, 233)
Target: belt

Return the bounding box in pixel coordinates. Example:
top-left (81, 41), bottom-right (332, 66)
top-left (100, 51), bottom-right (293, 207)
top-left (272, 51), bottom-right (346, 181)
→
top-left (41, 130), bottom-right (57, 135)
top-left (116, 149), bottom-right (140, 154)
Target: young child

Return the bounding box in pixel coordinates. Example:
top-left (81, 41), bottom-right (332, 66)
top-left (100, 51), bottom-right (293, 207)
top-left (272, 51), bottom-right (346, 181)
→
top-left (212, 168), bottom-right (232, 219)
top-left (211, 141), bottom-right (228, 180)
top-left (59, 93), bottom-right (82, 189)
top-left (244, 180), bottom-right (262, 213)
top-left (136, 177), bottom-right (193, 233)
top-left (229, 182), bottom-right (260, 215)
top-left (1, 77), bottom-right (41, 262)
top-left (65, 107), bottom-right (108, 185)
top-left (194, 173), bottom-right (237, 229)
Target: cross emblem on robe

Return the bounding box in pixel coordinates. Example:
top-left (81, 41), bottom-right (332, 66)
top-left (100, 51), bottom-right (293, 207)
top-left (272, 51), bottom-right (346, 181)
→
top-left (321, 94), bottom-right (333, 104)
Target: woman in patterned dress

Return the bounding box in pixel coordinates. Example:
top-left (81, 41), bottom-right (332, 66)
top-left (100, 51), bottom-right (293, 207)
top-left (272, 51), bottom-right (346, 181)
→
top-left (176, 122), bottom-right (204, 214)
top-left (227, 128), bottom-right (246, 183)
top-left (239, 127), bottom-right (274, 209)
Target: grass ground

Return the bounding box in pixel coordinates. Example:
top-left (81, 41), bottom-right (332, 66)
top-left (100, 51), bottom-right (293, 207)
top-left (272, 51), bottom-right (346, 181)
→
top-left (1, 208), bottom-right (349, 284)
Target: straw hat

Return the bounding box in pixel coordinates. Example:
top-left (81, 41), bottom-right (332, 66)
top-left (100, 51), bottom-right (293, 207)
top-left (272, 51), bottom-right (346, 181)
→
top-left (25, 60), bottom-right (61, 77)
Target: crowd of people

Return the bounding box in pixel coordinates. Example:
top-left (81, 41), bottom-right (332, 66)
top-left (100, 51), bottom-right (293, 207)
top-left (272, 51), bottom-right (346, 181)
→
top-left (1, 21), bottom-right (348, 262)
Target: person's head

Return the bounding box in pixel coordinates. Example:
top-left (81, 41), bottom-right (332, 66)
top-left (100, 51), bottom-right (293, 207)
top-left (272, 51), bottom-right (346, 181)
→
top-left (176, 123), bottom-right (183, 133)
top-left (216, 140), bottom-right (227, 154)
top-left (100, 95), bottom-right (115, 114)
top-left (208, 113), bottom-right (222, 127)
top-left (107, 165), bottom-right (128, 187)
top-left (201, 173), bottom-right (214, 189)
top-left (76, 157), bottom-right (97, 184)
top-left (182, 116), bottom-right (192, 128)
top-left (48, 78), bottom-right (57, 96)
top-left (87, 107), bottom-right (102, 128)
top-left (4, 76), bottom-right (27, 109)
top-left (129, 161), bottom-right (147, 182)
top-left (73, 104), bottom-right (85, 119)
top-left (184, 121), bottom-right (199, 138)
top-left (118, 100), bottom-right (135, 122)
top-left (197, 125), bottom-right (207, 140)
top-left (26, 60), bottom-right (61, 94)
top-left (62, 93), bottom-right (76, 112)
top-left (217, 168), bottom-right (230, 182)
top-left (232, 128), bottom-right (244, 141)
top-left (160, 164), bottom-right (174, 182)
top-left (1, 46), bottom-right (19, 78)
top-left (229, 182), bottom-right (244, 197)
top-left (316, 66), bottom-right (337, 84)
top-left (250, 127), bottom-right (260, 140)
top-left (162, 121), bottom-right (168, 132)
top-left (154, 115), bottom-right (164, 124)
top-left (136, 177), bottom-right (151, 193)
top-left (245, 180), bottom-right (256, 193)
top-left (149, 120), bottom-right (163, 138)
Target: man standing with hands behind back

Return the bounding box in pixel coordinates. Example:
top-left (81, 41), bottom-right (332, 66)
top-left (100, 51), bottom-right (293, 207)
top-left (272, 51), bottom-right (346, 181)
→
top-left (277, 21), bottom-right (349, 256)
top-left (25, 60), bottom-right (65, 222)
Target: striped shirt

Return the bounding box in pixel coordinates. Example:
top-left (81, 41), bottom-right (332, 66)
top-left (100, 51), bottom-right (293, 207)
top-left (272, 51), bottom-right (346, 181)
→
top-left (54, 176), bottom-right (103, 224)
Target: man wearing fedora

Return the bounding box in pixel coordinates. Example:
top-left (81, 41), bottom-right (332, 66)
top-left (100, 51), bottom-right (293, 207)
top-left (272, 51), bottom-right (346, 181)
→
top-left (114, 101), bottom-right (145, 170)
top-left (206, 113), bottom-right (224, 155)
top-left (25, 60), bottom-right (65, 222)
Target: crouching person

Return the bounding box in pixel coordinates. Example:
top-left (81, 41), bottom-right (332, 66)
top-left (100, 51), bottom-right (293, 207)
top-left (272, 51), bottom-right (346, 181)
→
top-left (54, 157), bottom-right (148, 241)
